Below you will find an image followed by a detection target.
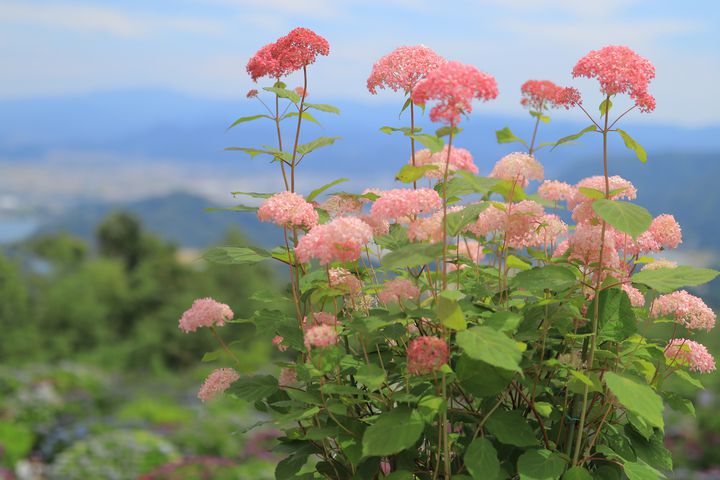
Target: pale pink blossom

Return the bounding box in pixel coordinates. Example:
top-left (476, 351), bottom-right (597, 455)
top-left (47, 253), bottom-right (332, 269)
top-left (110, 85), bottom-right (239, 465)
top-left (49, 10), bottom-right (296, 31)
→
top-left (665, 339), bottom-right (716, 373)
top-left (407, 206), bottom-right (462, 243)
top-left (411, 61), bottom-right (498, 124)
top-left (572, 45), bottom-right (656, 112)
top-left (198, 368), bottom-right (240, 402)
top-left (179, 298), bottom-right (234, 333)
top-left (448, 239), bottom-right (485, 271)
top-left (328, 267), bottom-right (363, 294)
top-left (564, 223), bottom-right (621, 274)
top-left (649, 214), bottom-right (682, 249)
top-left (378, 278), bottom-right (421, 305)
top-left (537, 180), bottom-right (576, 203)
top-left (295, 217), bottom-right (373, 265)
top-left (257, 191), bottom-right (319, 230)
top-left (272, 335), bottom-right (288, 352)
top-left (294, 86), bottom-right (306, 97)
top-left (622, 284), bottom-right (645, 307)
top-left (370, 188), bottom-right (442, 221)
top-left (367, 45), bottom-right (446, 94)
top-left (407, 336), bottom-right (449, 375)
top-left (320, 194), bottom-right (364, 217)
top-left (520, 80), bottom-right (581, 110)
top-left (279, 367), bottom-right (298, 387)
top-left (489, 152), bottom-right (544, 188)
top-left (536, 214), bottom-right (569, 247)
top-left (466, 200), bottom-right (550, 249)
top-left (313, 311), bottom-right (339, 326)
top-left (412, 146), bottom-right (478, 179)
top-left (613, 229), bottom-right (661, 256)
top-left (359, 214), bottom-right (390, 236)
top-left (651, 290), bottom-right (716, 331)
top-left (569, 175), bottom-right (637, 224)
top-left (304, 324), bottom-right (339, 349)
top-left (642, 259), bottom-right (678, 271)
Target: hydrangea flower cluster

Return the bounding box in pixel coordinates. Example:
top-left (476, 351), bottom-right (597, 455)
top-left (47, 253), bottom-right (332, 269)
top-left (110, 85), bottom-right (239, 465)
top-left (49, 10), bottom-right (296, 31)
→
top-left (665, 339), bottom-right (716, 373)
top-left (246, 27), bottom-right (329, 82)
top-left (377, 278), bottom-right (421, 305)
top-left (257, 191), bottom-right (319, 230)
top-left (489, 152), bottom-right (544, 188)
top-left (520, 80), bottom-right (581, 110)
top-left (412, 146), bottom-right (478, 179)
top-left (537, 180), bottom-right (576, 203)
top-left (179, 298), bottom-right (234, 333)
top-left (406, 336), bottom-right (449, 375)
top-left (367, 45), bottom-right (446, 94)
top-left (197, 368), bottom-right (240, 402)
top-left (370, 188), bottom-right (442, 221)
top-left (304, 324), bottom-right (339, 349)
top-left (328, 267), bottom-right (363, 294)
top-left (651, 290), bottom-right (716, 331)
top-left (295, 216), bottom-right (373, 264)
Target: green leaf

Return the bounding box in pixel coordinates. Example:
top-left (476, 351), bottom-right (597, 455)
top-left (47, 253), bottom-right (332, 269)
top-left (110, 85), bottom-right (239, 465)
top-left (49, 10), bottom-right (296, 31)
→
top-left (436, 126), bottom-right (462, 137)
top-left (436, 294), bottom-right (467, 331)
top-left (506, 255), bottom-right (532, 271)
top-left (361, 406), bottom-right (424, 457)
top-left (512, 265), bottom-right (577, 293)
top-left (597, 288), bottom-right (637, 341)
top-left (616, 128), bottom-right (647, 163)
top-left (623, 461), bottom-right (664, 480)
top-left (517, 449), bottom-right (566, 480)
top-left (443, 174), bottom-right (499, 197)
top-left (456, 327), bottom-right (523, 373)
top-left (592, 199), bottom-right (652, 239)
top-left (230, 191), bottom-right (273, 198)
top-left (282, 111), bottom-right (321, 125)
top-left (490, 179), bottom-right (527, 201)
top-left (485, 409), bottom-right (538, 447)
top-left (263, 86), bottom-right (300, 103)
top-left (410, 133), bottom-right (444, 153)
top-left (465, 437), bottom-right (500, 480)
top-left (577, 187), bottom-right (606, 200)
top-left (228, 375), bottom-right (278, 402)
top-left (604, 372), bottom-right (664, 429)
top-left (484, 311), bottom-right (523, 333)
top-left (205, 204), bottom-right (258, 213)
top-left (297, 136), bottom-right (341, 155)
top-left (446, 203), bottom-right (490, 236)
top-left (304, 102), bottom-right (340, 114)
top-left (599, 98), bottom-right (613, 117)
top-left (456, 356), bottom-right (515, 397)
top-left (355, 364), bottom-right (386, 391)
top-left (202, 246), bottom-right (271, 265)
top-left (227, 114), bottom-right (272, 129)
top-left (0, 422), bottom-right (33, 467)
top-left (632, 266), bottom-right (719, 293)
top-left (417, 395), bottom-right (446, 423)
top-left (381, 242), bottom-right (444, 270)
top-left (395, 164), bottom-right (438, 183)
top-left (562, 466), bottom-right (593, 480)
top-left (552, 125), bottom-right (596, 149)
top-left (496, 127), bottom-right (528, 147)
top-left (307, 178), bottom-right (350, 201)
top-left (385, 471), bottom-right (415, 480)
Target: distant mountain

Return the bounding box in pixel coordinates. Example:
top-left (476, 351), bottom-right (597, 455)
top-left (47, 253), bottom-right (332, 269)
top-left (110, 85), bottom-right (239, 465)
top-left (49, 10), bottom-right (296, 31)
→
top-left (35, 192), bottom-right (281, 248)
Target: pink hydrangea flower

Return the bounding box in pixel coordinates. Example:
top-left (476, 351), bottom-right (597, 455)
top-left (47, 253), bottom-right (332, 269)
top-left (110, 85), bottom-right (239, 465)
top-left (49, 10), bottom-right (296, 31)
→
top-left (378, 278), bottom-right (421, 305)
top-left (569, 175), bottom-right (637, 224)
top-left (489, 152), bottom-right (544, 188)
top-left (651, 290), bottom-right (716, 331)
top-left (295, 217), bottom-right (373, 265)
top-left (279, 367), bottom-right (297, 387)
top-left (536, 214), bottom-right (569, 247)
top-left (466, 200), bottom-right (551, 249)
top-left (621, 284), bottom-right (645, 307)
top-left (246, 27), bottom-right (329, 82)
top-left (257, 191), bottom-right (319, 230)
top-left (572, 45), bottom-right (656, 112)
top-left (412, 146), bottom-right (478, 179)
top-left (246, 89), bottom-right (259, 98)
top-left (520, 80), bottom-right (581, 110)
top-left (537, 180), bottom-right (576, 203)
top-left (649, 214), bottom-right (682, 249)
top-left (407, 336), bottom-right (449, 375)
top-left (198, 368), bottom-right (240, 402)
top-left (246, 43), bottom-right (284, 81)
top-left (179, 298), bottom-right (234, 333)
top-left (665, 339), bottom-right (716, 373)
top-left (448, 239), bottom-right (485, 271)
top-left (304, 324), bottom-right (339, 349)
top-left (370, 188), bottom-right (442, 221)
top-left (563, 223), bottom-right (621, 274)
top-left (411, 61), bottom-right (498, 124)
top-left (328, 267), bottom-right (363, 294)
top-left (642, 259), bottom-right (678, 271)
top-left (612, 229), bottom-right (661, 256)
top-left (320, 195), bottom-right (364, 217)
top-left (367, 45), bottom-right (446, 94)
top-left (272, 335), bottom-right (288, 352)
top-left (359, 214), bottom-right (390, 236)
top-left (312, 311), bottom-right (339, 326)
top-left (407, 206), bottom-right (462, 243)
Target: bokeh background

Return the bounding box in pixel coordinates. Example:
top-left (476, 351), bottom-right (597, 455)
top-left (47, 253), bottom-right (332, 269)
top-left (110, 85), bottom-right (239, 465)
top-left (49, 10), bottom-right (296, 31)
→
top-left (1, 1), bottom-right (719, 478)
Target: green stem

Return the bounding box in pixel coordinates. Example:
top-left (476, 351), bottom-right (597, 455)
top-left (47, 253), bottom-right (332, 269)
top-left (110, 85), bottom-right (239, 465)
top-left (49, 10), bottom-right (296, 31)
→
top-left (289, 65), bottom-right (308, 193)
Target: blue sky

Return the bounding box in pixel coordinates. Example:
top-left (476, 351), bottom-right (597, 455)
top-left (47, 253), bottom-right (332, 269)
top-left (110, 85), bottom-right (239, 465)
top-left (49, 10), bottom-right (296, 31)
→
top-left (1, 0), bottom-right (720, 126)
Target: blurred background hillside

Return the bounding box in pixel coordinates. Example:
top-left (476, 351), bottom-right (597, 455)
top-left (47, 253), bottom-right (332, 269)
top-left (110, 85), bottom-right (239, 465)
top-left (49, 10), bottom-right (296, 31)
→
top-left (1, 0), bottom-right (720, 478)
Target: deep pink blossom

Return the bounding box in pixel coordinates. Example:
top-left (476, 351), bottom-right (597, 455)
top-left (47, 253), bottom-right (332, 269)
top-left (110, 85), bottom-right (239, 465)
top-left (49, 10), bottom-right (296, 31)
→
top-left (246, 27), bottom-right (329, 82)
top-left (246, 89), bottom-right (259, 98)
top-left (412, 146), bottom-right (478, 179)
top-left (378, 278), bottom-right (420, 305)
top-left (370, 188), bottom-right (442, 221)
top-left (489, 152), bottom-right (544, 188)
top-left (520, 80), bottom-right (580, 110)
top-left (367, 45), bottom-right (446, 94)
top-left (572, 45), bottom-right (656, 112)
top-left (411, 61), bottom-right (498, 124)
top-left (304, 324), bottom-right (339, 349)
top-left (272, 335), bottom-right (287, 352)
top-left (407, 336), bottom-right (449, 375)
top-left (665, 339), bottom-right (716, 373)
top-left (179, 298), bottom-right (233, 333)
top-left (651, 290), bottom-right (716, 331)
top-left (295, 217), bottom-right (373, 265)
top-left (198, 368), bottom-right (239, 402)
top-left (538, 180), bottom-right (576, 203)
top-left (258, 191), bottom-right (319, 230)
top-left (246, 43), bottom-right (284, 81)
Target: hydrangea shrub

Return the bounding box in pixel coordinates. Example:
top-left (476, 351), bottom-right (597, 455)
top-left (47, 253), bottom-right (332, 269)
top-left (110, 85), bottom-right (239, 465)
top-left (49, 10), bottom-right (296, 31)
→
top-left (179, 29), bottom-right (719, 479)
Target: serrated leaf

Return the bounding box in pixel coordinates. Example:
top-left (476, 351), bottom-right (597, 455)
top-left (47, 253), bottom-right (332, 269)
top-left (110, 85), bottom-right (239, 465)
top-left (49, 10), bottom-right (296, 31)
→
top-left (436, 295), bottom-right (466, 331)
top-left (485, 409), bottom-right (538, 447)
top-left (623, 461), bottom-right (664, 480)
top-left (604, 372), bottom-right (664, 429)
top-left (307, 178), bottom-right (350, 201)
top-left (228, 375), bottom-right (278, 402)
top-left (263, 86), bottom-right (300, 103)
top-left (381, 242), bottom-right (444, 270)
top-left (355, 364), bottom-right (386, 391)
top-left (456, 326), bottom-right (523, 372)
top-left (562, 467), bottom-right (592, 480)
top-left (304, 102), bottom-right (340, 114)
top-left (496, 126), bottom-right (528, 147)
top-left (202, 246), bottom-right (271, 265)
top-left (446, 203), bottom-right (489, 236)
top-left (297, 136), bottom-right (341, 155)
top-left (395, 164), bottom-right (439, 183)
top-left (410, 133), bottom-right (444, 153)
top-left (443, 173), bottom-right (499, 197)
top-left (513, 265), bottom-right (577, 293)
top-left (361, 407), bottom-right (424, 457)
top-left (228, 114), bottom-right (272, 129)
top-left (578, 187), bottom-right (606, 200)
top-left (592, 199), bottom-right (652, 239)
top-left (552, 125), bottom-right (597, 149)
top-left (517, 449), bottom-right (566, 480)
top-left (282, 111), bottom-right (321, 125)
top-left (632, 266), bottom-right (719, 293)
top-left (616, 128), bottom-right (647, 163)
top-left (231, 191), bottom-right (273, 198)
top-left (599, 98), bottom-right (613, 117)
top-left (465, 437), bottom-right (500, 480)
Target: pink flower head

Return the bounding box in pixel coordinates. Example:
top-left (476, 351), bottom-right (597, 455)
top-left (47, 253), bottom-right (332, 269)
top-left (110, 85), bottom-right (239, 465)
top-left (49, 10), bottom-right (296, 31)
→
top-left (520, 80), bottom-right (581, 110)
top-left (665, 339), bottom-right (716, 373)
top-left (246, 43), bottom-right (284, 81)
top-left (411, 61), bottom-right (498, 124)
top-left (246, 89), bottom-right (259, 98)
top-left (378, 277), bottom-right (421, 305)
top-left (179, 297), bottom-right (234, 333)
top-left (257, 191), bottom-right (319, 230)
top-left (407, 206), bottom-right (462, 243)
top-left (412, 146), bottom-right (478, 179)
top-left (304, 324), bottom-right (338, 349)
top-left (572, 45), bottom-right (656, 112)
top-left (246, 27), bottom-right (329, 82)
top-left (536, 214), bottom-right (569, 247)
top-left (272, 335), bottom-right (288, 352)
top-left (564, 223), bottom-right (621, 273)
top-left (407, 336), bottom-right (449, 375)
top-left (651, 290), bottom-right (716, 331)
top-left (320, 194), bottom-right (365, 217)
top-left (370, 188), bottom-right (442, 221)
top-left (294, 86), bottom-right (306, 97)
top-left (328, 267), bottom-right (363, 294)
top-left (279, 367), bottom-right (297, 387)
top-left (537, 180), bottom-right (576, 203)
top-left (642, 259), bottom-right (678, 271)
top-left (466, 200), bottom-right (549, 249)
top-left (197, 368), bottom-right (240, 402)
top-left (313, 311), bottom-right (339, 326)
top-left (649, 214), bottom-right (682, 250)
top-left (622, 284), bottom-right (645, 307)
top-left (489, 152), bottom-right (544, 188)
top-left (613, 229), bottom-right (661, 256)
top-left (359, 214), bottom-right (390, 236)
top-left (295, 216), bottom-right (373, 265)
top-left (367, 45), bottom-right (446, 94)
